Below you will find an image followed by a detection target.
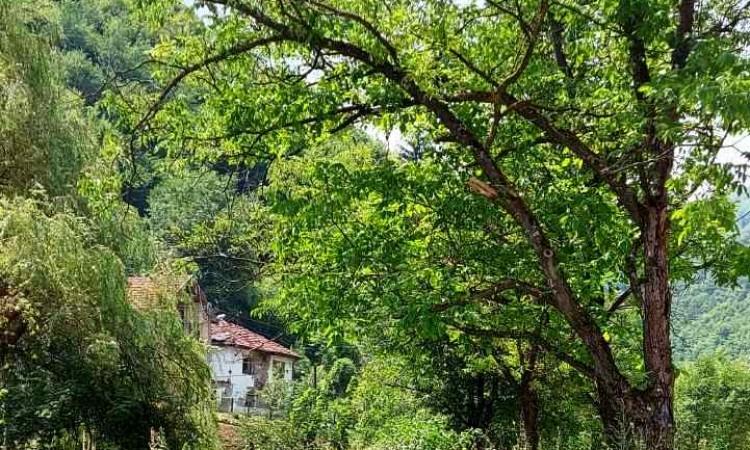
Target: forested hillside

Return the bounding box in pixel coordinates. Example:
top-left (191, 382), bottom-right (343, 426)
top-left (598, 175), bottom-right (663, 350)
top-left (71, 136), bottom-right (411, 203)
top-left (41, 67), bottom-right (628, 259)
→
top-left (673, 197), bottom-right (750, 361)
top-left (673, 278), bottom-right (750, 360)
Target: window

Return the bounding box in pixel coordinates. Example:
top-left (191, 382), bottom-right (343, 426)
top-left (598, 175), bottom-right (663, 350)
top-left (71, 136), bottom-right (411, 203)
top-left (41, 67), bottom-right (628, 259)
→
top-left (177, 303), bottom-right (194, 335)
top-left (242, 357), bottom-right (255, 375)
top-left (272, 360), bottom-right (287, 380)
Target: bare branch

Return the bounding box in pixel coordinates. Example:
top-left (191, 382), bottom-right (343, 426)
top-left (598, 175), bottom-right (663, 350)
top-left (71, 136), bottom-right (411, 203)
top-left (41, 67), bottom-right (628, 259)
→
top-left (443, 90), bottom-right (494, 103)
top-left (705, 1), bottom-right (750, 34)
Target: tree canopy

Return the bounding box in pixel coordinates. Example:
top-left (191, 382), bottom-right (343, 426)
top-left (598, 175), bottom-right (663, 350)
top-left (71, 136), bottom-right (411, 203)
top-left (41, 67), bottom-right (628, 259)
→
top-left (129, 0), bottom-right (750, 447)
top-left (3, 0), bottom-right (750, 448)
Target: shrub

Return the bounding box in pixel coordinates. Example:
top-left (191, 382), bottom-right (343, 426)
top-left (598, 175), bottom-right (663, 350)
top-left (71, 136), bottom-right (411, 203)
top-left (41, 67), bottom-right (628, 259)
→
top-left (675, 355), bottom-right (750, 450)
top-left (239, 416), bottom-right (306, 450)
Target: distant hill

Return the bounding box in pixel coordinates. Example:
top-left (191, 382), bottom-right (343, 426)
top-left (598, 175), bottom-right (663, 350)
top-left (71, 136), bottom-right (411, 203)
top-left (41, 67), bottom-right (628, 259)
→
top-left (672, 196), bottom-right (750, 361)
top-left (673, 278), bottom-right (750, 361)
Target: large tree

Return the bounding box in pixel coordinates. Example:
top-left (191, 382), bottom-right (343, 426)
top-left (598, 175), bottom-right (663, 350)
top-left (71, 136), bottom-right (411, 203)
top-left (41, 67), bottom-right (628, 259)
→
top-left (135, 0), bottom-right (750, 447)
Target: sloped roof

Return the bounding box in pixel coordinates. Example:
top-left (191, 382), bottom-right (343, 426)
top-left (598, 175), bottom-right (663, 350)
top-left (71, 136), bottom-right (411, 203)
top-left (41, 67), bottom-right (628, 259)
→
top-left (127, 276), bottom-right (165, 310)
top-left (126, 276), bottom-right (205, 310)
top-left (210, 320), bottom-right (300, 359)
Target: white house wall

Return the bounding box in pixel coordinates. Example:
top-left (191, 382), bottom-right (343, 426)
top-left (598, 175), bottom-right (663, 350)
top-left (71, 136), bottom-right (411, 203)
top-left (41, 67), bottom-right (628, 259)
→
top-left (208, 345), bottom-right (298, 414)
top-left (207, 346), bottom-right (255, 398)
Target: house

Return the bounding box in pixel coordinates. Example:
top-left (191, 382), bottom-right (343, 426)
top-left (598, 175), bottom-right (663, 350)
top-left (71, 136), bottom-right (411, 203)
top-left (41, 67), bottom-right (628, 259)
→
top-left (126, 276), bottom-right (301, 413)
top-left (208, 319), bottom-right (300, 413)
top-left (126, 275), bottom-right (211, 342)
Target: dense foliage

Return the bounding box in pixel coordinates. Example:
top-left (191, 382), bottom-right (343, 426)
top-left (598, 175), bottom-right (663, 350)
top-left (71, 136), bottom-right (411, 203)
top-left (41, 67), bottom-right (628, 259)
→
top-left (147, 167), bottom-right (274, 330)
top-left (0, 1), bottom-right (90, 197)
top-left (240, 356), bottom-right (472, 450)
top-left (674, 356), bottom-right (750, 450)
top-left (0, 1), bottom-right (217, 448)
top-left (128, 0), bottom-right (750, 447)
top-left (3, 0), bottom-right (750, 448)
top-left (58, 0), bottom-right (156, 104)
top-left (263, 137), bottom-right (607, 448)
top-left (0, 199), bottom-right (216, 450)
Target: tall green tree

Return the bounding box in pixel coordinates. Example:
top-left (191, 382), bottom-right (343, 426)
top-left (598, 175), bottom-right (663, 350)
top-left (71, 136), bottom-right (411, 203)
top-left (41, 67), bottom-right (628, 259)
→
top-left (0, 0), bottom-right (90, 197)
top-left (134, 0), bottom-right (750, 447)
top-left (147, 167), bottom-right (273, 326)
top-left (264, 138), bottom-right (602, 449)
top-left (58, 0), bottom-right (155, 105)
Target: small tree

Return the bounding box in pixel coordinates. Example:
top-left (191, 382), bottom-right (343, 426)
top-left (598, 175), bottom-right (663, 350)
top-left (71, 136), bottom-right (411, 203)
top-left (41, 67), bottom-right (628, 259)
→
top-left (259, 372), bottom-right (294, 419)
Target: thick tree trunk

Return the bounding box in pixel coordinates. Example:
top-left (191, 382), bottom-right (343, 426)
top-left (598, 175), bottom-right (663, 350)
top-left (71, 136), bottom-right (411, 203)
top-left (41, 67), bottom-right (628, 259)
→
top-left (597, 203), bottom-right (675, 450)
top-left (642, 392), bottom-right (675, 450)
top-left (597, 386), bottom-right (674, 450)
top-left (639, 204), bottom-right (675, 449)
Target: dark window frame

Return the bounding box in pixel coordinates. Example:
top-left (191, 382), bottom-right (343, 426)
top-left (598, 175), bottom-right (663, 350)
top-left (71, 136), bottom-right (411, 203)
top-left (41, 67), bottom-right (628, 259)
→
top-left (242, 356), bottom-right (256, 375)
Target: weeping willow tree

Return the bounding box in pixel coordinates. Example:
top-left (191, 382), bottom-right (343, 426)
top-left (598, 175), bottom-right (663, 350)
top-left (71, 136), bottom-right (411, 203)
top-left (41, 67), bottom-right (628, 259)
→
top-left (0, 199), bottom-right (217, 450)
top-left (0, 2), bottom-right (217, 448)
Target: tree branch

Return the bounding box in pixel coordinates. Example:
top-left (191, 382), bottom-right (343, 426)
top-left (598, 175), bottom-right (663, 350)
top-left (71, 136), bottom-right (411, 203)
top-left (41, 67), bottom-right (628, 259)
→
top-left (449, 48), bottom-right (499, 87)
top-left (304, 0), bottom-right (400, 63)
top-left (497, 91), bottom-right (645, 226)
top-left (450, 322), bottom-right (595, 379)
top-left (443, 90), bottom-right (645, 226)
top-left (498, 0), bottom-right (549, 91)
top-left (548, 14), bottom-right (574, 79)
top-left (672, 0), bottom-right (697, 69)
top-left (606, 287), bottom-right (632, 317)
top-left (431, 278), bottom-right (548, 312)
top-left (131, 36), bottom-right (283, 138)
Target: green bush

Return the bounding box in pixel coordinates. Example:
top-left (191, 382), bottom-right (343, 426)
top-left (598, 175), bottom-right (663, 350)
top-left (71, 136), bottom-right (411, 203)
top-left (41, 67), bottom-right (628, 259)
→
top-left (238, 356), bottom-right (472, 450)
top-left (675, 355), bottom-right (750, 450)
top-left (349, 409), bottom-right (471, 450)
top-left (240, 416), bottom-right (307, 450)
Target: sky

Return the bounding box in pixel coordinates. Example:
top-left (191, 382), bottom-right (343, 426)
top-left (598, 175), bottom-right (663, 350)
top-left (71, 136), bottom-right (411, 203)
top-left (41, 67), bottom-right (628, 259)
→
top-left (719, 135), bottom-right (750, 165)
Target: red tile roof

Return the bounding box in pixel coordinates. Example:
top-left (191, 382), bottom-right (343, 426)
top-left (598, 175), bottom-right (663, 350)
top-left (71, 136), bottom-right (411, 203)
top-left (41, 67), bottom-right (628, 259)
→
top-left (210, 320), bottom-right (300, 359)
